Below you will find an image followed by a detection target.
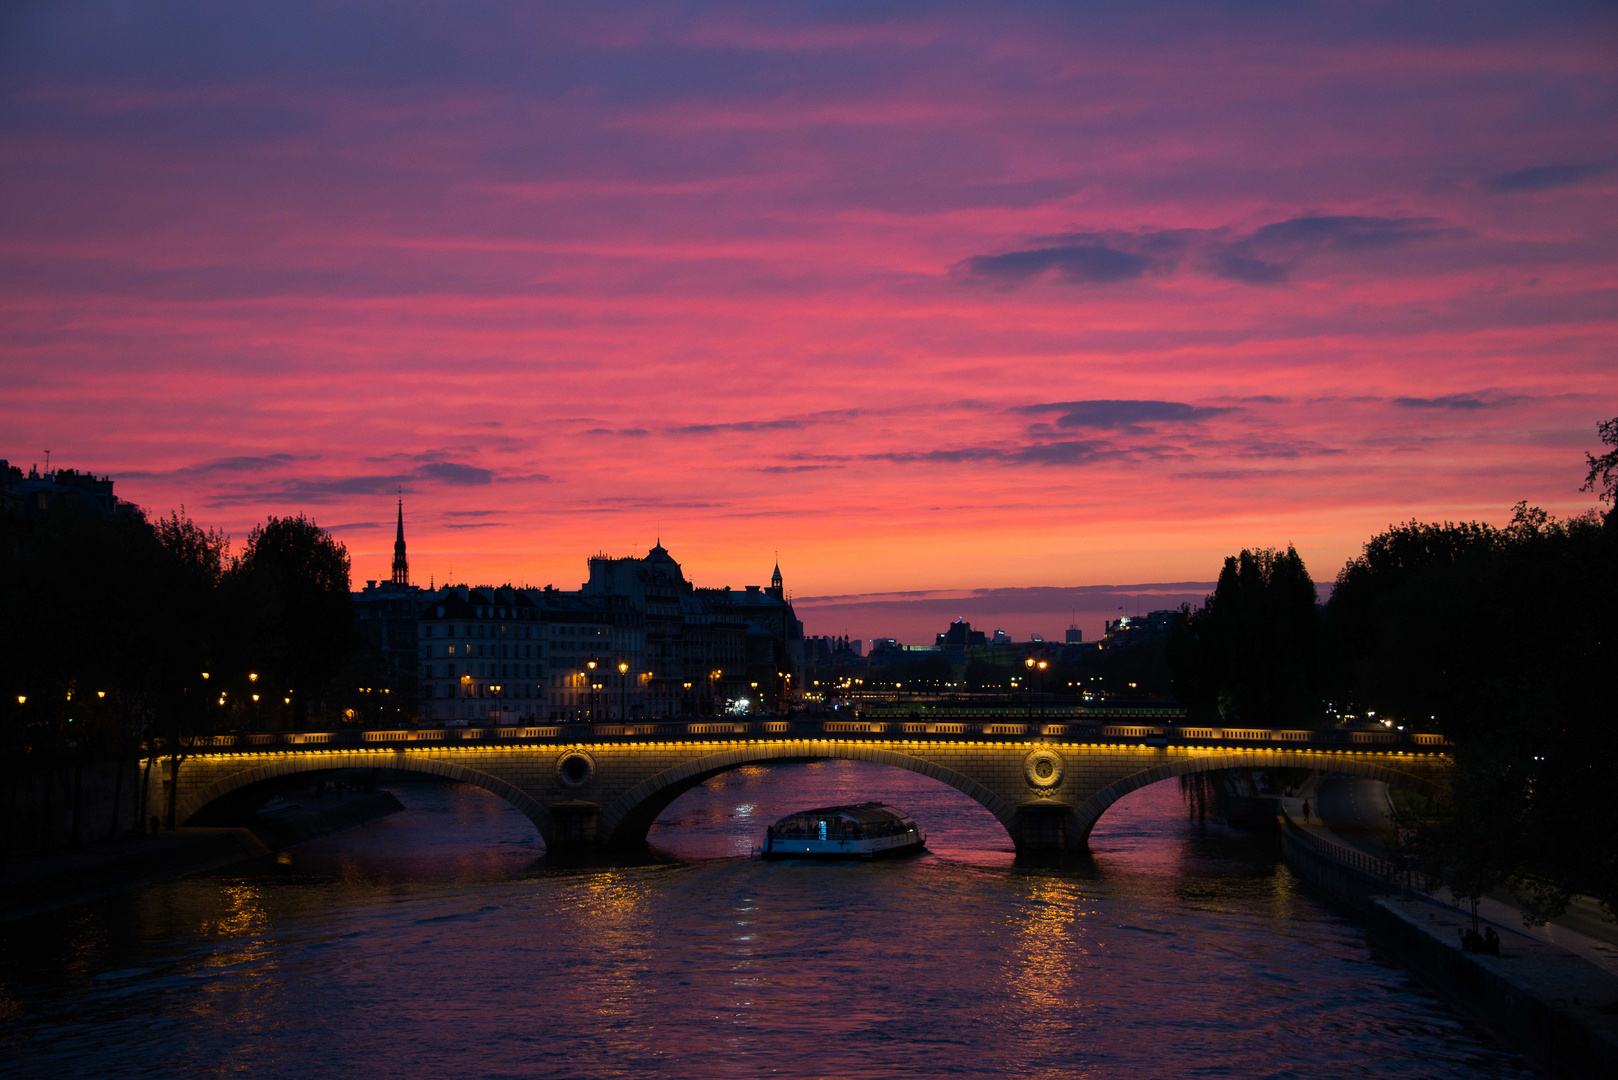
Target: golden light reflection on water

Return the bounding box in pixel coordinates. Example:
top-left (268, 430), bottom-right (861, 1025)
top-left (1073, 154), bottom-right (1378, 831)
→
top-left (193, 882), bottom-right (270, 940)
top-left (567, 868), bottom-right (660, 1027)
top-left (1006, 875), bottom-right (1089, 1012)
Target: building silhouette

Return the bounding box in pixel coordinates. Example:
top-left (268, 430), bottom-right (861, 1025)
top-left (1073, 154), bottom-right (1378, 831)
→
top-left (0, 460), bottom-right (140, 520)
top-left (382, 532), bottom-right (803, 724)
top-left (354, 500), bottom-right (423, 709)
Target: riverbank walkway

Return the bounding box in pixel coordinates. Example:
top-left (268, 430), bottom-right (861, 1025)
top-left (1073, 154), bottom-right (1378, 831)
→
top-left (1283, 782), bottom-right (1618, 978)
top-left (1280, 781), bottom-right (1618, 1073)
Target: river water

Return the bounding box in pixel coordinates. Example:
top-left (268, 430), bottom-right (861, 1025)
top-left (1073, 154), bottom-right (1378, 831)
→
top-left (0, 762), bottom-right (1529, 1079)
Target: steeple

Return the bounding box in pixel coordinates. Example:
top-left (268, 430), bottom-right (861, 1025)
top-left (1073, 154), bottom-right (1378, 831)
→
top-left (769, 557), bottom-right (783, 599)
top-left (391, 498), bottom-right (409, 586)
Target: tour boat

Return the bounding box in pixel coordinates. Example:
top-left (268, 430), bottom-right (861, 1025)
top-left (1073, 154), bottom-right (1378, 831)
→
top-left (761, 802), bottom-right (926, 860)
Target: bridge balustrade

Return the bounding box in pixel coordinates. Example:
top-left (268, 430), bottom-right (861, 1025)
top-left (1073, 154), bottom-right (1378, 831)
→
top-left (160, 719), bottom-right (1452, 753)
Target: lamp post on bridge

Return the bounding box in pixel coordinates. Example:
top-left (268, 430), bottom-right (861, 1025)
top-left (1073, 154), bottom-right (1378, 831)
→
top-left (618, 661), bottom-right (629, 723)
top-left (1024, 656), bottom-right (1035, 718)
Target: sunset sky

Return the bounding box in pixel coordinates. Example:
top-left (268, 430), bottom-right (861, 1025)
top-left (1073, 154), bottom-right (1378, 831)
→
top-left (2, 2), bottom-right (1614, 642)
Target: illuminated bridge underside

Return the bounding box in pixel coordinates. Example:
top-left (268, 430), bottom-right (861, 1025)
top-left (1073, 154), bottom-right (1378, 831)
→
top-left (154, 728), bottom-right (1451, 855)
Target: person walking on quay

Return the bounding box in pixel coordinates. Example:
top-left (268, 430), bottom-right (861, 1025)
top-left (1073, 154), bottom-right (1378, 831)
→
top-left (1302, 799), bottom-right (1311, 824)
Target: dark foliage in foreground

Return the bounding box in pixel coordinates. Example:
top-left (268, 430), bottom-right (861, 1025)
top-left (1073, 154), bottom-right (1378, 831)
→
top-left (0, 506), bottom-right (374, 770)
top-left (1166, 417), bottom-right (1618, 921)
top-left (1327, 499), bottom-right (1617, 921)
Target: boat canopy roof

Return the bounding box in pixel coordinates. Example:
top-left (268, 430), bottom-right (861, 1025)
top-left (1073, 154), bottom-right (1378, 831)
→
top-left (770, 801), bottom-right (914, 827)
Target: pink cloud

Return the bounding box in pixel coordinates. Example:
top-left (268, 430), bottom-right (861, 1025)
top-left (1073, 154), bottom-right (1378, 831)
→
top-left (1, 3), bottom-right (1614, 628)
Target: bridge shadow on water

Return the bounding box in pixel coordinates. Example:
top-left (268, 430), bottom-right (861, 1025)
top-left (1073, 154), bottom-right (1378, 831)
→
top-left (255, 760), bottom-right (1289, 894)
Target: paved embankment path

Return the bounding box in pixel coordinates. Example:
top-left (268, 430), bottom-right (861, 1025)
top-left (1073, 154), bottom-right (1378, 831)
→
top-left (1281, 777), bottom-right (1618, 1074)
top-left (1285, 784), bottom-right (1618, 978)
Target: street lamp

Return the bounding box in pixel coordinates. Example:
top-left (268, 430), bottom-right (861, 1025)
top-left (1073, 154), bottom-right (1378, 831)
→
top-left (618, 661), bottom-right (628, 723)
top-left (1025, 657), bottom-right (1035, 716)
top-left (586, 657), bottom-right (599, 722)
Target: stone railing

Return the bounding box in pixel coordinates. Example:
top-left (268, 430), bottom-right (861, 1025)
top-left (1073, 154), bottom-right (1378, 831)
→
top-left (859, 702), bottom-right (1185, 720)
top-left (174, 720), bottom-right (1452, 752)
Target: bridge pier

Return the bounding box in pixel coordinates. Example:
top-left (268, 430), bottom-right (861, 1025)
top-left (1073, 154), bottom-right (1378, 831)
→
top-left (1011, 802), bottom-right (1071, 852)
top-left (548, 800), bottom-right (600, 850)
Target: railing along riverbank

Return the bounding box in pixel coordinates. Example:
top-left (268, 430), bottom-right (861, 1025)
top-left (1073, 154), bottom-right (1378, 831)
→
top-left (1278, 804), bottom-right (1434, 894)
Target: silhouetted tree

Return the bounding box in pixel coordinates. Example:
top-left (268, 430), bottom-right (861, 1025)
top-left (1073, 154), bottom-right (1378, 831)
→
top-left (1322, 518), bottom-right (1499, 723)
top-left (1170, 547), bottom-right (1319, 727)
top-left (1320, 425), bottom-right (1618, 921)
top-left (224, 515), bottom-right (355, 728)
top-left (1582, 415), bottom-right (1618, 530)
top-left (0, 503), bottom-right (236, 840)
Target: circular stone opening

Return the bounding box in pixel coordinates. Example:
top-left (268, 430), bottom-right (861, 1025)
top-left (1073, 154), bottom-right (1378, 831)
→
top-left (557, 752), bottom-right (595, 788)
top-left (1023, 748), bottom-right (1064, 789)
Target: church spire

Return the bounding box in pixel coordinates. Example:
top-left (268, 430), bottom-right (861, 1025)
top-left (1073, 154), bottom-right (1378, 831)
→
top-left (391, 498), bottom-right (409, 586)
top-left (769, 556), bottom-right (783, 599)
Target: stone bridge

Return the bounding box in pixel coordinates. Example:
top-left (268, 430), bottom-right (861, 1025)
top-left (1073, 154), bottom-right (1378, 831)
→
top-left (147, 719), bottom-right (1453, 855)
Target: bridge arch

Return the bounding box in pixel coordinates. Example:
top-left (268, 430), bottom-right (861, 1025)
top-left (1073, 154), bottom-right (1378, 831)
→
top-left (599, 742), bottom-right (1018, 849)
top-left (1071, 750), bottom-right (1445, 847)
top-left (174, 754), bottom-right (559, 848)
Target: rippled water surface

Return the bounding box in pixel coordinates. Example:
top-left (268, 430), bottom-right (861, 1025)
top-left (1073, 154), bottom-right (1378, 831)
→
top-left (1, 763), bottom-right (1528, 1079)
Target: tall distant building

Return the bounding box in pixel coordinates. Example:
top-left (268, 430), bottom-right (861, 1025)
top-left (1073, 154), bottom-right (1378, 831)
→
top-left (391, 498), bottom-right (409, 586)
top-left (936, 619), bottom-right (987, 652)
top-left (354, 499), bottom-right (422, 707)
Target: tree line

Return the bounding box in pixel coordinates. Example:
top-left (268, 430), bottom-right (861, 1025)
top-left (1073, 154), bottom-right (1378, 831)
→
top-left (1169, 418), bottom-right (1618, 921)
top-left (0, 506), bottom-right (394, 783)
